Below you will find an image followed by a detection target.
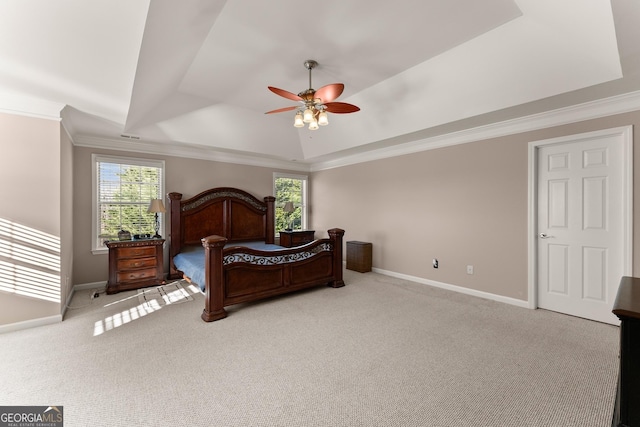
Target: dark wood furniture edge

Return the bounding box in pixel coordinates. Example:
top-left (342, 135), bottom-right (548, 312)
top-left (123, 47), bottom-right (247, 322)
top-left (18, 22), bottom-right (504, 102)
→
top-left (168, 191), bottom-right (183, 279)
top-left (611, 276), bottom-right (640, 427)
top-left (613, 276), bottom-right (640, 320)
top-left (328, 228), bottom-right (345, 288)
top-left (201, 235), bottom-right (228, 322)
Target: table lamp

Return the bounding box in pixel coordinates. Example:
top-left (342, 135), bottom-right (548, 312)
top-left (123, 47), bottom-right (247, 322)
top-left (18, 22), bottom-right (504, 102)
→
top-left (148, 199), bottom-right (166, 238)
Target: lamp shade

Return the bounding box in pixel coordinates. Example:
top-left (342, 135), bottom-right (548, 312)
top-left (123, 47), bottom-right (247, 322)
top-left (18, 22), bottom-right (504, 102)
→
top-left (318, 111), bottom-right (329, 126)
top-left (303, 107), bottom-right (314, 123)
top-left (147, 199), bottom-right (166, 213)
top-left (283, 202), bottom-right (294, 213)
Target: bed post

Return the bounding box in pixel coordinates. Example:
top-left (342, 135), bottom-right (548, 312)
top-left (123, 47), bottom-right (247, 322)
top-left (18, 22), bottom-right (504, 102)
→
top-left (167, 192), bottom-right (183, 279)
top-left (201, 235), bottom-right (228, 322)
top-left (328, 228), bottom-right (345, 288)
top-left (264, 196), bottom-right (275, 244)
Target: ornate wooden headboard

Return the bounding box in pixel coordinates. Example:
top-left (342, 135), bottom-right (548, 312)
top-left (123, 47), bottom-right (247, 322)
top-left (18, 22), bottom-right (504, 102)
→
top-left (167, 187), bottom-right (275, 262)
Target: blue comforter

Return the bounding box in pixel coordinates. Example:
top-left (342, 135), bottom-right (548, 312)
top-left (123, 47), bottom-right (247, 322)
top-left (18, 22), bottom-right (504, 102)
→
top-left (173, 241), bottom-right (283, 291)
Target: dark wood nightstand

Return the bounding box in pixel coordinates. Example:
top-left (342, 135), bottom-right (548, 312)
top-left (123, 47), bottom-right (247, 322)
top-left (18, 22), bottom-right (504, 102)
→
top-left (106, 239), bottom-right (165, 294)
top-left (279, 230), bottom-right (315, 248)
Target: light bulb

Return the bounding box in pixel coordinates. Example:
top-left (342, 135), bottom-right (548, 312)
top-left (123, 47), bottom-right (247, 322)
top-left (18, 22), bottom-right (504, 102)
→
top-left (303, 107), bottom-right (314, 123)
top-left (318, 111), bottom-right (329, 126)
top-left (293, 112), bottom-right (304, 128)
top-left (309, 119), bottom-right (319, 130)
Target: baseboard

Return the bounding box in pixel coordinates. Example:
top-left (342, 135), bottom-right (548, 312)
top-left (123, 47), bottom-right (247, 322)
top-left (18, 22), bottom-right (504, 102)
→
top-left (371, 267), bottom-right (530, 309)
top-left (74, 281), bottom-right (107, 291)
top-left (0, 314), bottom-right (62, 334)
top-left (0, 282), bottom-right (103, 334)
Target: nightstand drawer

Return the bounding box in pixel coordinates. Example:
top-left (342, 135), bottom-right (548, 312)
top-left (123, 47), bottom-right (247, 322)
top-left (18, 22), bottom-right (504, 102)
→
top-left (117, 256), bottom-right (157, 270)
top-left (118, 246), bottom-right (157, 258)
top-left (117, 267), bottom-right (158, 283)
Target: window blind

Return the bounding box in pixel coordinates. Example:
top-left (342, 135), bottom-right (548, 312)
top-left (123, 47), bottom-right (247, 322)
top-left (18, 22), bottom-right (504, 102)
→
top-left (93, 155), bottom-right (164, 250)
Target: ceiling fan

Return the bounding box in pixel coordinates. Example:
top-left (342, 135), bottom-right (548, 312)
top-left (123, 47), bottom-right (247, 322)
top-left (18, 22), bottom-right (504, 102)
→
top-left (266, 60), bottom-right (360, 130)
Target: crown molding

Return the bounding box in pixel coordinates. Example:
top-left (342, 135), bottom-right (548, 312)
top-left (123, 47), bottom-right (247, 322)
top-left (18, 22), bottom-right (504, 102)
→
top-left (310, 89), bottom-right (640, 171)
top-left (73, 135), bottom-right (312, 172)
top-left (0, 98), bottom-right (65, 121)
top-left (67, 89), bottom-right (640, 173)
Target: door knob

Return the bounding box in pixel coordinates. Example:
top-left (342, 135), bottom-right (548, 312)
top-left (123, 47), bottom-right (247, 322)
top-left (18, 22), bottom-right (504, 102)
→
top-left (539, 233), bottom-right (551, 239)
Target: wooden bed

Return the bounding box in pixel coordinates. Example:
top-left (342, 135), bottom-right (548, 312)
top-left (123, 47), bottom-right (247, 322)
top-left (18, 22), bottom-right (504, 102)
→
top-left (167, 187), bottom-right (345, 321)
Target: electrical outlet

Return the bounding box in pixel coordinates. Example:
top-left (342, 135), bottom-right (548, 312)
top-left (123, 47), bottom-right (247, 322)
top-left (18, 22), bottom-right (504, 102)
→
top-left (466, 265), bottom-right (474, 275)
top-left (433, 258), bottom-right (438, 268)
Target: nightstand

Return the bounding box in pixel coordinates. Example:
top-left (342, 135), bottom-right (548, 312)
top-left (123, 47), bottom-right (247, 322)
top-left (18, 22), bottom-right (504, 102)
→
top-left (279, 230), bottom-right (315, 248)
top-left (106, 239), bottom-right (165, 294)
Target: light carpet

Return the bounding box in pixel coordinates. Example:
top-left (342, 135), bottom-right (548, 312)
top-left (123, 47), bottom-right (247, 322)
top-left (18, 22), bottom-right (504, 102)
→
top-left (137, 280), bottom-right (194, 309)
top-left (0, 270), bottom-right (619, 426)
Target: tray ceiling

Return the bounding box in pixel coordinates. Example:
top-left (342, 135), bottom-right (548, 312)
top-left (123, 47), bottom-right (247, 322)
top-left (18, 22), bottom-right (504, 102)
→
top-left (0, 0), bottom-right (638, 169)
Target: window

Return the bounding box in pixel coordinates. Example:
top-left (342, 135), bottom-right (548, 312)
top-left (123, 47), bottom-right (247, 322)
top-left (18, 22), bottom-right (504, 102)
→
top-left (92, 155), bottom-right (165, 253)
top-left (273, 173), bottom-right (308, 233)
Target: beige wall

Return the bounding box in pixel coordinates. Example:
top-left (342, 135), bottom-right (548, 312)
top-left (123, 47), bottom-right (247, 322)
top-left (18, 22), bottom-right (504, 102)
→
top-left (60, 127), bottom-right (74, 309)
top-left (72, 146), bottom-right (302, 284)
top-left (311, 111), bottom-right (640, 302)
top-left (0, 112), bottom-right (63, 325)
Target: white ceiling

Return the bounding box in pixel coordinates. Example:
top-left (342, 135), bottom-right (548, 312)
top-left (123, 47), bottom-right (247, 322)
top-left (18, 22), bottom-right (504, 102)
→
top-left (1, 0), bottom-right (639, 169)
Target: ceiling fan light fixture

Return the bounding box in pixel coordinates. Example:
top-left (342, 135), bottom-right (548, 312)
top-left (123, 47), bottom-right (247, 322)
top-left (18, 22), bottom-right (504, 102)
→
top-left (318, 111), bottom-right (329, 126)
top-left (303, 107), bottom-right (314, 123)
top-left (267, 59), bottom-right (359, 130)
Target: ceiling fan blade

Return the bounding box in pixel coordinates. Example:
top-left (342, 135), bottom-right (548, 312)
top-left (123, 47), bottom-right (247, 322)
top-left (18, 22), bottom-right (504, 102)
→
top-left (268, 86), bottom-right (303, 102)
top-left (314, 83), bottom-right (344, 103)
top-left (324, 102), bottom-right (360, 114)
top-left (265, 106), bottom-right (297, 114)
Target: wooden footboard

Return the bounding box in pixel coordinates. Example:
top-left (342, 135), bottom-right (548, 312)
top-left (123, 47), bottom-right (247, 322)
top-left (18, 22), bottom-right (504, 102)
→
top-left (200, 228), bottom-right (345, 321)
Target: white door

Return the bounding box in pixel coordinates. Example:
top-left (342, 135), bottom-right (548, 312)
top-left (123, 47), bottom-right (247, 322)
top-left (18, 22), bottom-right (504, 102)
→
top-left (535, 128), bottom-right (632, 325)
